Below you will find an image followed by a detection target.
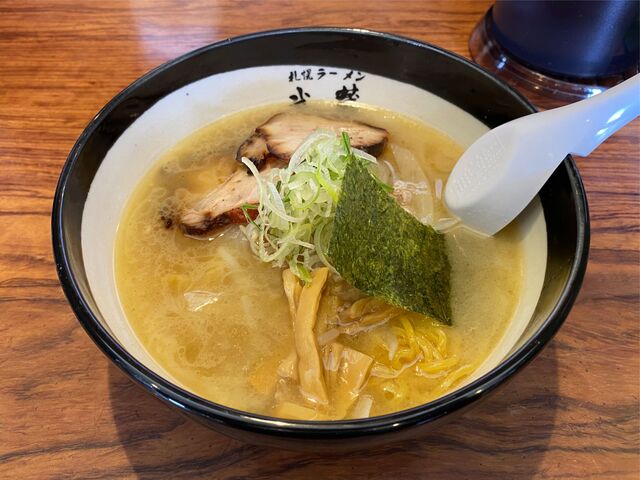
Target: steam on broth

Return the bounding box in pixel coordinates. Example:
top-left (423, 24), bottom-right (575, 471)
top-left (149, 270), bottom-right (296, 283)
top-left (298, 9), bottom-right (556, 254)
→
top-left (116, 101), bottom-right (523, 420)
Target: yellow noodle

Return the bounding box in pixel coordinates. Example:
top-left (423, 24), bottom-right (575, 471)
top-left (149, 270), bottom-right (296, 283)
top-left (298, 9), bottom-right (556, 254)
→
top-left (391, 326), bottom-right (406, 338)
top-left (434, 328), bottom-right (447, 353)
top-left (399, 317), bottom-right (419, 356)
top-left (360, 307), bottom-right (402, 326)
top-left (415, 336), bottom-right (440, 362)
top-left (421, 328), bottom-right (447, 356)
top-left (391, 348), bottom-right (416, 370)
top-left (343, 297), bottom-right (389, 320)
top-left (438, 364), bottom-right (476, 392)
top-left (418, 356), bottom-right (459, 374)
top-left (343, 297), bottom-right (370, 319)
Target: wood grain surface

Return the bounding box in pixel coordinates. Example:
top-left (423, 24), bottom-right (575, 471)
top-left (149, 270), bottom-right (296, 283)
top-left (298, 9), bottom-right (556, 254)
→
top-left (1, 1), bottom-right (638, 478)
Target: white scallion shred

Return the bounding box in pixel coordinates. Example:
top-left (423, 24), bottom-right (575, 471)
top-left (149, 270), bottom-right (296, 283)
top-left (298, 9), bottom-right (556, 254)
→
top-left (241, 130), bottom-right (377, 282)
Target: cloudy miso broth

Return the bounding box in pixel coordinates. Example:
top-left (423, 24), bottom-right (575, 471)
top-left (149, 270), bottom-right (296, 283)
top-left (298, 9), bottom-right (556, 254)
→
top-left (115, 101), bottom-right (524, 419)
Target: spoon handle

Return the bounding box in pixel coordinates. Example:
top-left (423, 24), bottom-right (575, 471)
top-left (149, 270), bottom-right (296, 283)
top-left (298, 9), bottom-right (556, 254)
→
top-left (567, 74), bottom-right (640, 156)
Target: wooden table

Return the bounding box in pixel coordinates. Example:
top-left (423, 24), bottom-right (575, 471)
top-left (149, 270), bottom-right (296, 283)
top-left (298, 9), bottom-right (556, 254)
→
top-left (1, 1), bottom-right (638, 478)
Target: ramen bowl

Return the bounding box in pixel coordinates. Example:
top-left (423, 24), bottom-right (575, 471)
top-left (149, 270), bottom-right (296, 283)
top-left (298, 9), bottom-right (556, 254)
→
top-left (52, 28), bottom-right (589, 450)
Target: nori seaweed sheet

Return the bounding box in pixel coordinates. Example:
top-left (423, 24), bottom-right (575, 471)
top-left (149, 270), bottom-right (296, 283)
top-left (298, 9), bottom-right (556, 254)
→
top-left (328, 158), bottom-right (452, 324)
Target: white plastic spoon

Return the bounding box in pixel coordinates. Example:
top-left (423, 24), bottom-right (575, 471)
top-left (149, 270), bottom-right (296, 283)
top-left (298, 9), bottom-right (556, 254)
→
top-left (444, 74), bottom-right (640, 235)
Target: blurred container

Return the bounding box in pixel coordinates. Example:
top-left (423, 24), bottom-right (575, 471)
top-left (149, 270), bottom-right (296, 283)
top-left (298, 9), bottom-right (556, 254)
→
top-left (470, 0), bottom-right (639, 105)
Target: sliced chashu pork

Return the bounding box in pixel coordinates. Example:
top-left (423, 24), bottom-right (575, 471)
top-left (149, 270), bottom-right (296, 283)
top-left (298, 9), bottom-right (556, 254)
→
top-left (237, 112), bottom-right (388, 169)
top-left (236, 133), bottom-right (270, 169)
top-left (178, 113), bottom-right (388, 236)
top-left (179, 161), bottom-right (280, 236)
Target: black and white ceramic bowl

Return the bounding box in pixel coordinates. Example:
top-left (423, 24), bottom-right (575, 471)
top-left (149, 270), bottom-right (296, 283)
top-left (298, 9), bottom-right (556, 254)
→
top-left (52, 28), bottom-right (589, 450)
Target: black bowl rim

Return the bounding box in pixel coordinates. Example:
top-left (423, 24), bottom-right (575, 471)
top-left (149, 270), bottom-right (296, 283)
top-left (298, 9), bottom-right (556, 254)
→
top-left (52, 27), bottom-right (590, 438)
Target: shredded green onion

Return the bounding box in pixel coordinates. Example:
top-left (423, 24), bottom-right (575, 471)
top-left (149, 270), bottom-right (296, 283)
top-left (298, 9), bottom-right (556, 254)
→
top-left (241, 130), bottom-right (376, 282)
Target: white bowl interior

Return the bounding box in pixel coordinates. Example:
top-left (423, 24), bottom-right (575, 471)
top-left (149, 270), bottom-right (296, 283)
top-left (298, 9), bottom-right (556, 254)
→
top-left (82, 66), bottom-right (546, 395)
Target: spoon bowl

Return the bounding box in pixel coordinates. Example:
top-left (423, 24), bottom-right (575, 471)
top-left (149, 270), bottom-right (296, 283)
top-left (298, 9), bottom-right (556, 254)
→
top-left (445, 74), bottom-right (640, 235)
